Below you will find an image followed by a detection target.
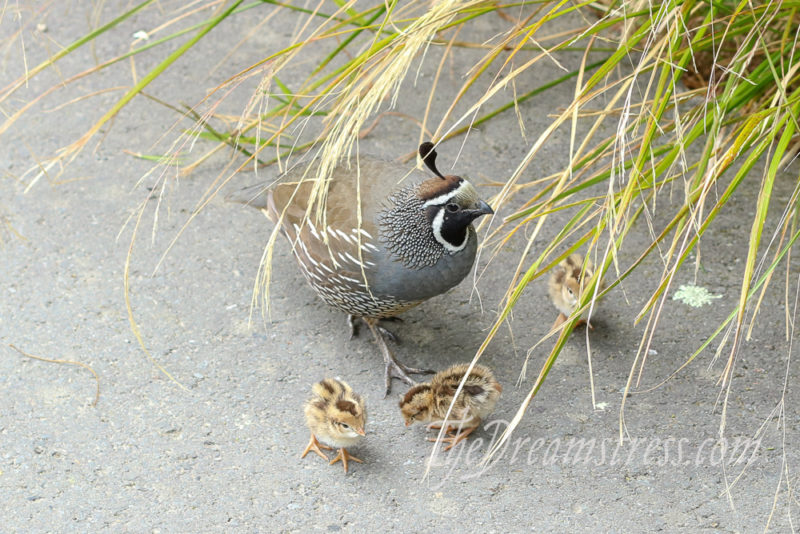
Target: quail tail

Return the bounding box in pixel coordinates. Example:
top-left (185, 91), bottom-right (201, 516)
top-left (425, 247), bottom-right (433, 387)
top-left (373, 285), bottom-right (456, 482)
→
top-left (364, 318), bottom-right (434, 397)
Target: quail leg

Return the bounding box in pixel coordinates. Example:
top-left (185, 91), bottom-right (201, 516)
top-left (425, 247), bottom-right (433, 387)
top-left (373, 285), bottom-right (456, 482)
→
top-left (301, 433), bottom-right (332, 461)
top-left (348, 315), bottom-right (360, 340)
top-left (375, 323), bottom-right (400, 344)
top-left (329, 447), bottom-right (364, 474)
top-left (349, 315), bottom-right (399, 343)
top-left (364, 317), bottom-right (434, 397)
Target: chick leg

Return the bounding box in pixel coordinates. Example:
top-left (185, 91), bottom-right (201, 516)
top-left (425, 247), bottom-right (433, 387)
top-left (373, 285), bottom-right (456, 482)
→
top-left (426, 423), bottom-right (459, 434)
top-left (329, 447), bottom-right (364, 474)
top-left (437, 426), bottom-right (477, 452)
top-left (364, 317), bottom-right (434, 397)
top-left (301, 433), bottom-right (332, 461)
top-left (554, 313), bottom-right (595, 332)
top-left (552, 312), bottom-right (567, 330)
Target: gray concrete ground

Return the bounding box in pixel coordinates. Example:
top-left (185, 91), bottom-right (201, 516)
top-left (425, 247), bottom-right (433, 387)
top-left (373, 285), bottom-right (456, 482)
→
top-left (2, 3), bottom-right (799, 532)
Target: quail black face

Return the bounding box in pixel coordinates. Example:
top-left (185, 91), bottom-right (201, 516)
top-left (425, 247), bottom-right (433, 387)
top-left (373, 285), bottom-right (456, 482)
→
top-left (417, 142), bottom-right (493, 252)
top-left (423, 178), bottom-right (494, 252)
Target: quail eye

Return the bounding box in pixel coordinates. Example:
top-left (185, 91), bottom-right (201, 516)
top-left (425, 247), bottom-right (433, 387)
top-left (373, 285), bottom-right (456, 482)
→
top-left (340, 423), bottom-right (351, 430)
top-left (446, 203), bottom-right (459, 213)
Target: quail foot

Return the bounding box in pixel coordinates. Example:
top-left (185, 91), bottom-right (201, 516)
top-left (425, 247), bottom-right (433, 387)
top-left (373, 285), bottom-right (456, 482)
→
top-left (230, 143), bottom-right (494, 395)
top-left (301, 378), bottom-right (366, 474)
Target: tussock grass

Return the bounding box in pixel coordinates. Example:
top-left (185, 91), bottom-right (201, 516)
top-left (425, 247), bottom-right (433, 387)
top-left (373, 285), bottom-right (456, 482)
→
top-left (4, 0), bottom-right (800, 497)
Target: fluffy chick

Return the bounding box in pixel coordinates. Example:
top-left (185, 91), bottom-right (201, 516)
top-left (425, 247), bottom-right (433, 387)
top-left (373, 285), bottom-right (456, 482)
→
top-left (548, 253), bottom-right (603, 330)
top-left (399, 363), bottom-right (502, 451)
top-left (301, 378), bottom-right (366, 473)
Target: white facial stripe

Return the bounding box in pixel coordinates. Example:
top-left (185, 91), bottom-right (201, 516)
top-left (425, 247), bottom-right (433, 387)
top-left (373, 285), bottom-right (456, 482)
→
top-left (422, 179), bottom-right (469, 207)
top-left (431, 208), bottom-right (468, 253)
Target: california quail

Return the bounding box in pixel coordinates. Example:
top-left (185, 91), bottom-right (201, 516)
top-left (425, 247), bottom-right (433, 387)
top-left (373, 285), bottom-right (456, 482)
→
top-left (230, 142), bottom-right (494, 395)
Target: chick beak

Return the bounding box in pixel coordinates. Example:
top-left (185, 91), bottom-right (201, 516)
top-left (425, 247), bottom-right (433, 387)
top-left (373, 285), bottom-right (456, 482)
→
top-left (405, 421), bottom-right (411, 427)
top-left (356, 427), bottom-right (366, 437)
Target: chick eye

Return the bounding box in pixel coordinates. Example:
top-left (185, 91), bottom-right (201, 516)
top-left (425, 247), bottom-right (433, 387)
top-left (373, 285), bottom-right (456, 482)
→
top-left (566, 287), bottom-right (574, 296)
top-left (446, 203), bottom-right (459, 213)
top-left (340, 423), bottom-right (351, 430)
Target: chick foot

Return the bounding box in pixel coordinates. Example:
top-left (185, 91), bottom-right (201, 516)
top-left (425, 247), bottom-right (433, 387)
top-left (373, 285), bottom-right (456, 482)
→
top-left (329, 447), bottom-right (363, 474)
top-left (301, 433), bottom-right (332, 461)
top-left (428, 426), bottom-right (477, 451)
top-left (364, 318), bottom-right (434, 397)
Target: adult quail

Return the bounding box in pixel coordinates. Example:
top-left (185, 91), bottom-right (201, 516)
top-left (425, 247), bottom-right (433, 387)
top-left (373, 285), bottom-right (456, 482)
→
top-left (230, 142), bottom-right (494, 395)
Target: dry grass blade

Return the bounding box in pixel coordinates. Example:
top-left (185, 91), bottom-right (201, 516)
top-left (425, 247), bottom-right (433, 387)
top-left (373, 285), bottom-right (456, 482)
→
top-left (9, 343), bottom-right (101, 407)
top-left (123, 196), bottom-right (189, 392)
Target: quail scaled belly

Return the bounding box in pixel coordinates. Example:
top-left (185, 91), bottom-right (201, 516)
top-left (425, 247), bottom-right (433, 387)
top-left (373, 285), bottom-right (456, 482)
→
top-left (301, 378), bottom-right (366, 474)
top-left (231, 143), bottom-right (494, 395)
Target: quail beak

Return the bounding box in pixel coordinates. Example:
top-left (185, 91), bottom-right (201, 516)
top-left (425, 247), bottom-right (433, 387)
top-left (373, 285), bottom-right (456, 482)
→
top-left (356, 427), bottom-right (366, 437)
top-left (405, 421), bottom-right (411, 427)
top-left (465, 199), bottom-right (494, 221)
top-left (475, 199), bottom-right (494, 215)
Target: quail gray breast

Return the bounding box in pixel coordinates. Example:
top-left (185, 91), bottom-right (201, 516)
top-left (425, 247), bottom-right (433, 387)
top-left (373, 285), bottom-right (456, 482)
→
top-left (229, 143), bottom-right (493, 395)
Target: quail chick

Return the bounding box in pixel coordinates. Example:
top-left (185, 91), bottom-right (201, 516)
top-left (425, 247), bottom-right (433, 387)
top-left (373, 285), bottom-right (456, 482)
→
top-left (230, 143), bottom-right (494, 395)
top-left (301, 378), bottom-right (366, 474)
top-left (399, 363), bottom-right (502, 451)
top-left (548, 253), bottom-right (603, 330)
